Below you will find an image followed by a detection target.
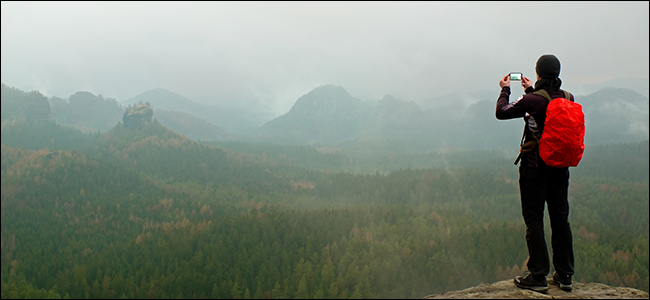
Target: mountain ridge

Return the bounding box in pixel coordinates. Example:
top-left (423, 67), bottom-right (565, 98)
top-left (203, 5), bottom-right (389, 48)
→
top-left (4, 82), bottom-right (648, 149)
top-left (563, 76), bottom-right (649, 98)
top-left (125, 87), bottom-right (267, 134)
top-left (255, 85), bottom-right (648, 149)
top-left (257, 85), bottom-right (371, 145)
top-left (153, 108), bottom-right (233, 141)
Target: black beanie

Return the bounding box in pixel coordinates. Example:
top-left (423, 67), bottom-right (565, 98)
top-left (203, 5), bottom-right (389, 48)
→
top-left (536, 54), bottom-right (561, 79)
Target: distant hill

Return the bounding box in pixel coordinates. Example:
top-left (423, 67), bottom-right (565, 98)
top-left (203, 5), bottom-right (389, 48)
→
top-left (256, 85), bottom-right (649, 150)
top-left (257, 85), bottom-right (372, 145)
top-left (1, 83), bottom-right (51, 123)
top-left (125, 88), bottom-right (265, 134)
top-left (564, 76), bottom-right (649, 98)
top-left (153, 109), bottom-right (233, 141)
top-left (578, 87), bottom-right (649, 145)
top-left (125, 88), bottom-right (200, 111)
top-left (2, 83), bottom-right (93, 151)
top-left (258, 86), bottom-right (462, 149)
top-left (363, 94), bottom-right (428, 139)
top-left (49, 91), bottom-right (124, 133)
top-left (6, 83), bottom-right (647, 151)
top-left (1, 117), bottom-right (94, 152)
top-left (40, 87), bottom-right (235, 142)
top-left (256, 86), bottom-right (522, 151)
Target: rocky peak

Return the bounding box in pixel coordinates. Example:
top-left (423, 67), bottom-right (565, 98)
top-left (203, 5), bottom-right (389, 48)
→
top-left (123, 102), bottom-right (153, 129)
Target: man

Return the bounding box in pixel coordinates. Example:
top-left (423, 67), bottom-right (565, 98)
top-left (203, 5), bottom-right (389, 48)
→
top-left (495, 54), bottom-right (575, 292)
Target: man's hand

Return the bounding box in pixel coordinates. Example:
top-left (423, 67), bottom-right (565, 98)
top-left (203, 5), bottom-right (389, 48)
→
top-left (499, 75), bottom-right (510, 88)
top-left (521, 75), bottom-right (533, 90)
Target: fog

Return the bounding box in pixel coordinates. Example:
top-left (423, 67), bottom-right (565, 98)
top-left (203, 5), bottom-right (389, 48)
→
top-left (2, 1), bottom-right (648, 117)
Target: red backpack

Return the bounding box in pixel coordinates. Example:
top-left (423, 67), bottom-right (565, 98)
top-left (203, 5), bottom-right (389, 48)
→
top-left (534, 89), bottom-right (585, 167)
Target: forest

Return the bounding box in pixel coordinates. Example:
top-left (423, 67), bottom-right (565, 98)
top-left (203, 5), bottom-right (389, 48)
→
top-left (0, 84), bottom-right (648, 299)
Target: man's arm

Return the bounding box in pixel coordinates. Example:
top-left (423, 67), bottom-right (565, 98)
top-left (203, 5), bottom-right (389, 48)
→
top-left (495, 75), bottom-right (527, 120)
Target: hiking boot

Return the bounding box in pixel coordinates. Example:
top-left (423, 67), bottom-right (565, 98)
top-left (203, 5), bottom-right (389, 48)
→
top-left (552, 271), bottom-right (573, 291)
top-left (514, 273), bottom-right (548, 293)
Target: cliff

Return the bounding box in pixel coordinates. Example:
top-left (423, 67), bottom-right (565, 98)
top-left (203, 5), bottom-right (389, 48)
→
top-left (123, 102), bottom-right (153, 129)
top-left (423, 279), bottom-right (649, 299)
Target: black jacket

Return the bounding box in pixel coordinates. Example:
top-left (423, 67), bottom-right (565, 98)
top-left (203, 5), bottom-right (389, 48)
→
top-left (495, 86), bottom-right (575, 168)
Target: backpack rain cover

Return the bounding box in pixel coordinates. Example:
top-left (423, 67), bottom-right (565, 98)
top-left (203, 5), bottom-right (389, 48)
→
top-left (539, 96), bottom-right (585, 167)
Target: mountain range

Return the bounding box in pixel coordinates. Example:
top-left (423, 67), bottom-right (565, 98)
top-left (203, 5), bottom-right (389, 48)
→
top-left (1, 81), bottom-right (648, 298)
top-left (124, 88), bottom-right (271, 135)
top-left (2, 82), bottom-right (648, 152)
top-left (564, 76), bottom-right (649, 98)
top-left (255, 85), bottom-right (649, 150)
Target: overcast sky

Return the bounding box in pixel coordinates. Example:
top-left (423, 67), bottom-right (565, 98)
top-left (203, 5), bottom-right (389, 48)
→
top-left (2, 1), bottom-right (648, 116)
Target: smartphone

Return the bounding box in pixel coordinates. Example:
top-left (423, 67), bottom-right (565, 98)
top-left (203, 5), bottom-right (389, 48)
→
top-left (509, 72), bottom-right (523, 81)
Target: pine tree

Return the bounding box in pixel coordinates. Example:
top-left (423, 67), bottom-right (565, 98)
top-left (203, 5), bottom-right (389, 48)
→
top-left (313, 287), bottom-right (325, 299)
top-left (294, 275), bottom-right (309, 299)
top-left (211, 283), bottom-right (220, 299)
top-left (327, 282), bottom-right (338, 299)
top-left (271, 282), bottom-right (284, 299)
top-left (254, 283), bottom-right (264, 299)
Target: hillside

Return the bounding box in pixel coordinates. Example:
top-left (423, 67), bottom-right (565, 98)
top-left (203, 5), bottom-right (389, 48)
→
top-left (125, 88), bottom-right (266, 134)
top-left (423, 279), bottom-right (649, 299)
top-left (579, 87), bottom-right (649, 145)
top-left (362, 94), bottom-right (429, 140)
top-left (49, 91), bottom-right (123, 133)
top-left (2, 138), bottom-right (648, 298)
top-left (1, 83), bottom-right (51, 123)
top-left (1, 84), bottom-right (236, 143)
top-left (153, 108), bottom-right (233, 141)
top-left (257, 85), bottom-right (371, 145)
top-left (1, 85), bottom-right (97, 152)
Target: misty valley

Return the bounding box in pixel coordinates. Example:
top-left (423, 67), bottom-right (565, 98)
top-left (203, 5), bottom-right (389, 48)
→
top-left (1, 83), bottom-right (648, 298)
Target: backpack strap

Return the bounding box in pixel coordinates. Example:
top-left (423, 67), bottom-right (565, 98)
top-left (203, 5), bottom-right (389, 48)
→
top-left (533, 89), bottom-right (553, 102)
top-left (514, 132), bottom-right (541, 165)
top-left (514, 126), bottom-right (525, 165)
top-left (534, 89), bottom-right (572, 102)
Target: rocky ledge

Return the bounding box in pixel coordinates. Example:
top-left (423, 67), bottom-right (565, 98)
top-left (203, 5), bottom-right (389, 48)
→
top-left (423, 279), bottom-right (649, 299)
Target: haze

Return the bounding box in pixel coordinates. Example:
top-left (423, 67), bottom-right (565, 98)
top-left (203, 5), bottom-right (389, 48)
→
top-left (2, 1), bottom-right (648, 117)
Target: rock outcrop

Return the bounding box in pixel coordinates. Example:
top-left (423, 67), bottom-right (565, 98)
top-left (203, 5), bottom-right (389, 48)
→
top-left (123, 102), bottom-right (153, 129)
top-left (422, 279), bottom-right (649, 299)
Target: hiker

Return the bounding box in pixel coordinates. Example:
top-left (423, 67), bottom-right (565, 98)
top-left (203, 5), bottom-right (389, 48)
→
top-left (495, 54), bottom-right (576, 292)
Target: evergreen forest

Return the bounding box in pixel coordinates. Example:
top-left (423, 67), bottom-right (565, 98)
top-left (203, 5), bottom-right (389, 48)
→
top-left (1, 83), bottom-right (648, 299)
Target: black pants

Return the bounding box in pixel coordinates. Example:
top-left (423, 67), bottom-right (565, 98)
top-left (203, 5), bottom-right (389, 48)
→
top-left (519, 166), bottom-right (575, 277)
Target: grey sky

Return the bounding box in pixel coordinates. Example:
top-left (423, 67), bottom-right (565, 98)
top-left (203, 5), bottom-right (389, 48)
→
top-left (2, 1), bottom-right (648, 117)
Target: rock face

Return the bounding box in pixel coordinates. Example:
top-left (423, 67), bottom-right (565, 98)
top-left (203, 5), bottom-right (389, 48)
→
top-left (123, 102), bottom-right (153, 129)
top-left (422, 279), bottom-right (649, 299)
